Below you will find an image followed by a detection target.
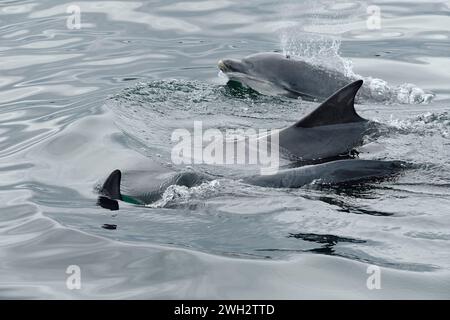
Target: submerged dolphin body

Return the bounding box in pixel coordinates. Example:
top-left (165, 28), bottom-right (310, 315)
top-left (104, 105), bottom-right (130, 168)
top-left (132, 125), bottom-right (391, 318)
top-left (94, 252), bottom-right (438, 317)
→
top-left (219, 52), bottom-right (352, 100)
top-left (244, 159), bottom-right (406, 188)
top-left (98, 159), bottom-right (405, 208)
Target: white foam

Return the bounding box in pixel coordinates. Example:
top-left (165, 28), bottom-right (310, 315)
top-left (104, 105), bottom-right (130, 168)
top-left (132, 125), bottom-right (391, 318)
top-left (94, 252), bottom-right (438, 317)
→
top-left (279, 29), bottom-right (434, 104)
top-left (386, 111), bottom-right (450, 138)
top-left (353, 76), bottom-right (434, 104)
top-left (147, 179), bottom-right (221, 208)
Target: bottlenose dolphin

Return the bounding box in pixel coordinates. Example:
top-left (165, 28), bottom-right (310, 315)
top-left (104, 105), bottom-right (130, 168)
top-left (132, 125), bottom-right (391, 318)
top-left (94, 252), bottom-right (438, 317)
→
top-left (98, 165), bottom-right (211, 207)
top-left (98, 159), bottom-right (405, 208)
top-left (218, 52), bottom-right (352, 100)
top-left (97, 79), bottom-right (403, 209)
top-left (209, 79), bottom-right (369, 164)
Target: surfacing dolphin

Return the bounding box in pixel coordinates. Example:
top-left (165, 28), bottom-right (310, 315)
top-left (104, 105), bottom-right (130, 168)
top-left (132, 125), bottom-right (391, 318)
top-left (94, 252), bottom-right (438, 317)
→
top-left (97, 80), bottom-right (405, 209)
top-left (213, 79), bottom-right (369, 162)
top-left (276, 79), bottom-right (368, 160)
top-left (218, 52), bottom-right (353, 100)
top-left (98, 159), bottom-right (406, 208)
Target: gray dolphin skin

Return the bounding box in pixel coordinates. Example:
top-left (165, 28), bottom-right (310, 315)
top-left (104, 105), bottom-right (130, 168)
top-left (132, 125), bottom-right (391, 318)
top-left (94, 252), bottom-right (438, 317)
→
top-left (218, 52), bottom-right (352, 100)
top-left (224, 79), bottom-right (368, 161)
top-left (99, 159), bottom-right (405, 207)
top-left (276, 79), bottom-right (368, 160)
top-left (244, 159), bottom-right (406, 188)
top-left (99, 166), bottom-right (212, 206)
top-left (97, 80), bottom-right (404, 209)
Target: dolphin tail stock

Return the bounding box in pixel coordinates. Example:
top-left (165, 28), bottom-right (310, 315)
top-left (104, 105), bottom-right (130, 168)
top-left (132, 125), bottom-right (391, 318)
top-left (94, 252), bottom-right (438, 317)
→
top-left (294, 80), bottom-right (366, 128)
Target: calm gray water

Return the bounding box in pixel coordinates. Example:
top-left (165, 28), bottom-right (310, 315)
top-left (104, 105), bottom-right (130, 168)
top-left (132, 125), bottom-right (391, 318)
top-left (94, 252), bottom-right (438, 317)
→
top-left (0, 0), bottom-right (449, 299)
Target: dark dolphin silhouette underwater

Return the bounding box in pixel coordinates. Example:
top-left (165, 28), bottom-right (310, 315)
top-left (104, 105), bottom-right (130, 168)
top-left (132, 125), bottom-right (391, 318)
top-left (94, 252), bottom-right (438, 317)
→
top-left (97, 80), bottom-right (408, 209)
top-left (218, 52), bottom-right (354, 101)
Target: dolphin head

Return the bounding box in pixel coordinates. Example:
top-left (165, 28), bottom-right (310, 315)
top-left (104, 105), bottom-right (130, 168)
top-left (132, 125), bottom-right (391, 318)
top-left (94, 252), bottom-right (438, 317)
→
top-left (218, 52), bottom-right (286, 76)
top-left (218, 52), bottom-right (353, 100)
top-left (218, 58), bottom-right (248, 74)
top-left (218, 52), bottom-right (304, 96)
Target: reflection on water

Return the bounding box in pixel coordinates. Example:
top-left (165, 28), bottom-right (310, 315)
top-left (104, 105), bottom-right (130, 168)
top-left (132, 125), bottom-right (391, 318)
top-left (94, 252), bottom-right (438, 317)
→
top-left (0, 0), bottom-right (449, 298)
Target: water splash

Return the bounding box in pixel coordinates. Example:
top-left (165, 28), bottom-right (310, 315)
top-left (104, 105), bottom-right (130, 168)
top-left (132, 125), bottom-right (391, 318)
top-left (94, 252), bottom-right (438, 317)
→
top-left (147, 180), bottom-right (221, 208)
top-left (358, 78), bottom-right (434, 104)
top-left (278, 27), bottom-right (434, 104)
top-left (281, 31), bottom-right (353, 76)
top-left (386, 111), bottom-right (450, 138)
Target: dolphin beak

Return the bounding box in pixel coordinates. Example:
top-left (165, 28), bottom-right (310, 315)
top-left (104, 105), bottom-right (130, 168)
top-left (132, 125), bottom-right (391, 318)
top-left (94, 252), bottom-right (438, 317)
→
top-left (218, 60), bottom-right (228, 72)
top-left (218, 59), bottom-right (243, 73)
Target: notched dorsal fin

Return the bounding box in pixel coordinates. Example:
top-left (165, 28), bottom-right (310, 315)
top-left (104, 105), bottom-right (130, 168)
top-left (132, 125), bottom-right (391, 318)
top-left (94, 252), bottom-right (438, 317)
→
top-left (100, 169), bottom-right (122, 200)
top-left (295, 80), bottom-right (366, 128)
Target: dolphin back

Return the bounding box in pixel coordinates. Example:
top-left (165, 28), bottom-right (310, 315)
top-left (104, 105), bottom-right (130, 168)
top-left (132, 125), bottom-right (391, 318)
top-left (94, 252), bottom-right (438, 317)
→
top-left (98, 168), bottom-right (213, 207)
top-left (244, 159), bottom-right (406, 188)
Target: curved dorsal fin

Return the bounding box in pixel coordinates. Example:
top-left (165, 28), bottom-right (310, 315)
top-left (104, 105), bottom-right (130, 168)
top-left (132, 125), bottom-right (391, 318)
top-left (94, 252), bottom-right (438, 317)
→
top-left (295, 80), bottom-right (365, 128)
top-left (100, 169), bottom-right (122, 200)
